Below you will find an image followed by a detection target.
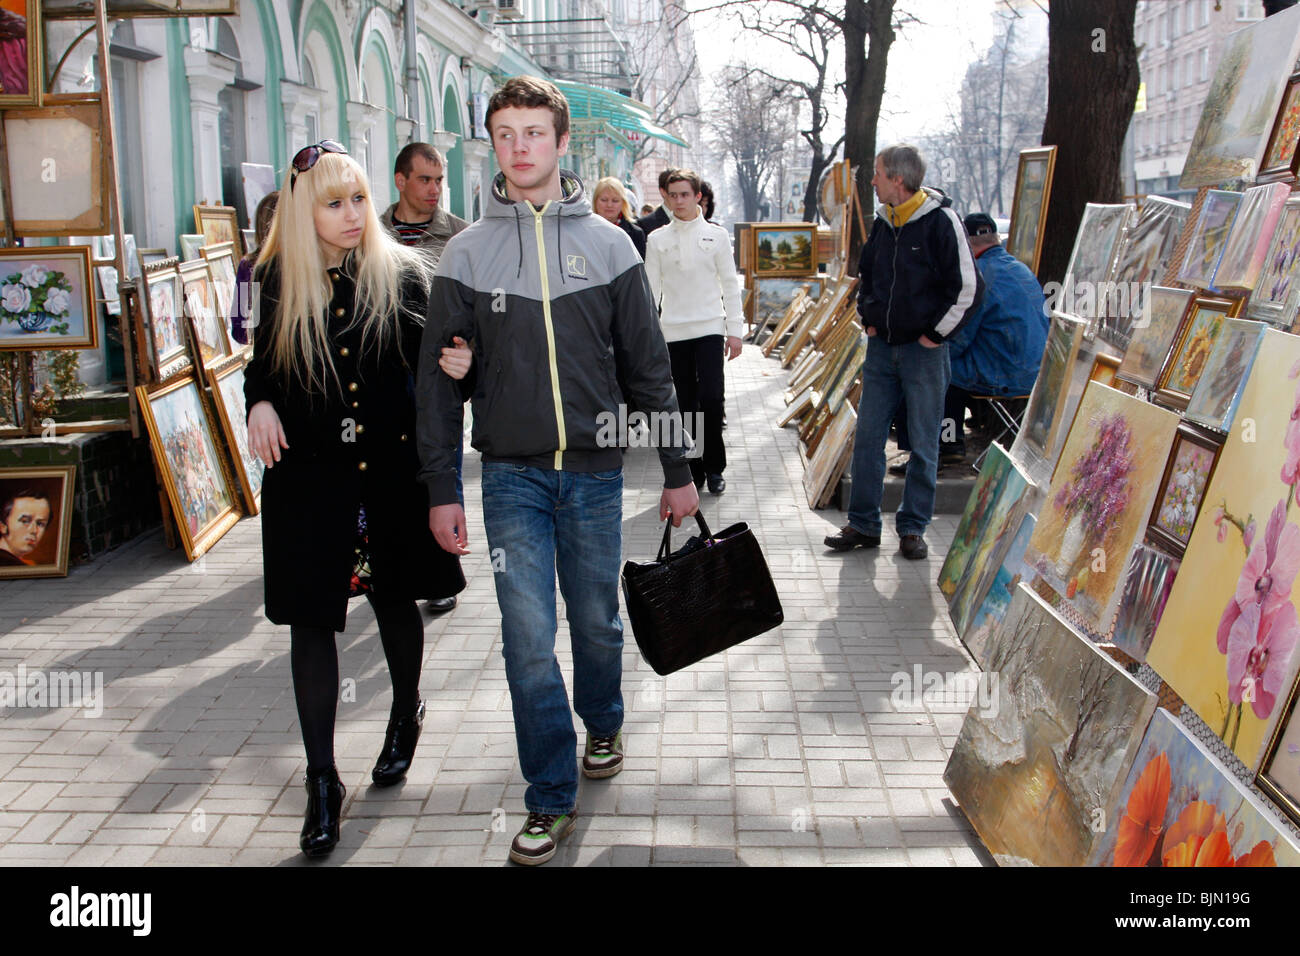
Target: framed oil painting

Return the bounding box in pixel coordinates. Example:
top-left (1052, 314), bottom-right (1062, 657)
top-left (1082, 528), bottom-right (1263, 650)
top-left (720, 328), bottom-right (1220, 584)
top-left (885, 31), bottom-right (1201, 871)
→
top-left (939, 443), bottom-right (1016, 604)
top-left (1005, 146), bottom-right (1056, 274)
top-left (206, 353), bottom-right (262, 515)
top-left (1212, 182), bottom-right (1290, 291)
top-left (1100, 196), bottom-right (1191, 350)
top-left (1087, 352), bottom-right (1120, 388)
top-left (0, 0), bottom-right (42, 108)
top-left (1025, 382), bottom-right (1180, 635)
top-left (751, 224), bottom-right (817, 278)
top-left (136, 374), bottom-right (240, 561)
top-left (961, 513), bottom-right (1035, 667)
top-left (1257, 676), bottom-right (1300, 828)
top-left (1180, 7), bottom-right (1300, 188)
top-left (2, 94), bottom-right (109, 236)
top-left (179, 234), bottom-right (204, 261)
top-left (142, 258), bottom-right (188, 379)
top-left (1088, 710), bottom-right (1300, 867)
top-left (194, 205), bottom-right (244, 260)
top-left (1146, 423), bottom-right (1223, 558)
top-left (753, 277), bottom-right (822, 330)
top-left (1116, 286), bottom-right (1194, 389)
top-left (1177, 190), bottom-right (1242, 290)
top-left (0, 246), bottom-right (95, 351)
top-left (944, 584), bottom-right (1157, 867)
top-left (0, 465), bottom-right (76, 580)
top-left (200, 241), bottom-right (237, 344)
top-left (1112, 543), bottom-right (1181, 665)
top-left (1154, 296), bottom-right (1234, 411)
top-left (1016, 312), bottom-right (1085, 465)
top-left (240, 162), bottom-right (276, 226)
top-left (1247, 196), bottom-right (1300, 329)
top-left (1258, 71), bottom-right (1300, 182)
top-left (1147, 329), bottom-right (1300, 771)
top-left (179, 258), bottom-right (229, 374)
top-left (1061, 202), bottom-right (1132, 326)
top-left (1184, 317), bottom-right (1266, 433)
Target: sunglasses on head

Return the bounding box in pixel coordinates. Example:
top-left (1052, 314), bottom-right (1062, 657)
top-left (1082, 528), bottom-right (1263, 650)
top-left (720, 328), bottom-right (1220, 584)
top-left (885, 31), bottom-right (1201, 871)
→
top-left (290, 140), bottom-right (347, 191)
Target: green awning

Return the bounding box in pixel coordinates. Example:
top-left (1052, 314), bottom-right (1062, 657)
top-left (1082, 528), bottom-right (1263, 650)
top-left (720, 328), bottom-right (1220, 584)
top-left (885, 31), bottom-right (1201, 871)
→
top-left (553, 79), bottom-right (689, 149)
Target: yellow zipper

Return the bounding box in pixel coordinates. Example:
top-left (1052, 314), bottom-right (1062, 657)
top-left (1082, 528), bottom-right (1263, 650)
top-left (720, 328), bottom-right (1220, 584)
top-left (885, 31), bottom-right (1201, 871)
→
top-left (532, 202), bottom-right (566, 470)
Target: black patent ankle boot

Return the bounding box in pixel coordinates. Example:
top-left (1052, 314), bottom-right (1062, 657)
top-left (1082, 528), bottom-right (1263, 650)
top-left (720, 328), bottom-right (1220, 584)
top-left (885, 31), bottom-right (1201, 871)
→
top-left (300, 766), bottom-right (344, 858)
top-left (371, 699), bottom-right (425, 787)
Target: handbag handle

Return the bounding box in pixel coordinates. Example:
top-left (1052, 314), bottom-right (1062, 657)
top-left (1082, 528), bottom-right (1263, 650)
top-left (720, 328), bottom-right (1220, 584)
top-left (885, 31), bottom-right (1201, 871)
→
top-left (657, 512), bottom-right (713, 562)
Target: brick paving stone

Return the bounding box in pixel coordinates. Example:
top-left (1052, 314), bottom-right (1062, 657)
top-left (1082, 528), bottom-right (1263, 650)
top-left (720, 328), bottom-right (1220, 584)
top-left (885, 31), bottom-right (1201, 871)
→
top-left (0, 347), bottom-right (987, 867)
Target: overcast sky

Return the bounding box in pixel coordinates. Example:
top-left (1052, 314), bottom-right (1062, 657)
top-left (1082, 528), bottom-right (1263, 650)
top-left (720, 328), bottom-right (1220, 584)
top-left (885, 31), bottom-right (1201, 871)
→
top-left (685, 0), bottom-right (1049, 144)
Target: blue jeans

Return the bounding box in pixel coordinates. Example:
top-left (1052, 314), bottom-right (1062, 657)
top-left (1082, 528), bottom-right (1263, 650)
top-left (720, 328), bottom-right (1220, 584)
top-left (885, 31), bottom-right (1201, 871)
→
top-left (847, 337), bottom-right (950, 538)
top-left (480, 462), bottom-right (625, 814)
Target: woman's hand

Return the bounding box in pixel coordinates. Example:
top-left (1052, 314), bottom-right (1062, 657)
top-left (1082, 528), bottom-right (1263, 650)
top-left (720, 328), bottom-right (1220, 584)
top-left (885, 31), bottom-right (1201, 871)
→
top-left (248, 400), bottom-right (289, 467)
top-left (439, 336), bottom-right (472, 381)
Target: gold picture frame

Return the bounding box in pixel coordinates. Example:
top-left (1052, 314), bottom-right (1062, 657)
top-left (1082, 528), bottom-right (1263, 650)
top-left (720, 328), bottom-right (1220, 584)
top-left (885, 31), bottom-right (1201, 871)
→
top-left (0, 245), bottom-right (96, 351)
top-left (0, 0), bottom-right (42, 109)
top-left (2, 94), bottom-right (107, 236)
top-left (205, 351), bottom-right (262, 515)
top-left (194, 205), bottom-right (244, 260)
top-left (1005, 146), bottom-right (1056, 275)
top-left (179, 258), bottom-right (230, 377)
top-left (0, 465), bottom-right (76, 579)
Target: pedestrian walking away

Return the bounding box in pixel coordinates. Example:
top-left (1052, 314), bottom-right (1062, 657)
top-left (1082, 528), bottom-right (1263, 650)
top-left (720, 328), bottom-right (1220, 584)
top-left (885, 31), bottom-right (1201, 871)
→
top-left (417, 75), bottom-right (699, 867)
top-left (244, 141), bottom-right (465, 858)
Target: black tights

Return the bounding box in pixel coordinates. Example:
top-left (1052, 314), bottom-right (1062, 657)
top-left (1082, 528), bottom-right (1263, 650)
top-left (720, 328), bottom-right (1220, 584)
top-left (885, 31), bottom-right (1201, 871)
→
top-left (290, 595), bottom-right (425, 776)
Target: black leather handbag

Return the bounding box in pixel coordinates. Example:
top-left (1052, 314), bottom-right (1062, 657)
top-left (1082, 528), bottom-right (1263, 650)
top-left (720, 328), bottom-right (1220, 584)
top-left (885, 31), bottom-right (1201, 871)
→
top-left (621, 513), bottom-right (784, 676)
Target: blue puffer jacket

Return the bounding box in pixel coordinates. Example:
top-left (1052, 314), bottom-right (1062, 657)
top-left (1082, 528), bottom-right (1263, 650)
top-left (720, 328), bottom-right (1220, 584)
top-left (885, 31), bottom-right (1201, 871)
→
top-left (946, 244), bottom-right (1048, 396)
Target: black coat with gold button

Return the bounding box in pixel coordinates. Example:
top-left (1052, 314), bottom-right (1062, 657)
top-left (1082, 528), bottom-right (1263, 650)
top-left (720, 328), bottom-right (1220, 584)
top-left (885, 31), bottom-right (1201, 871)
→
top-left (244, 256), bottom-right (464, 631)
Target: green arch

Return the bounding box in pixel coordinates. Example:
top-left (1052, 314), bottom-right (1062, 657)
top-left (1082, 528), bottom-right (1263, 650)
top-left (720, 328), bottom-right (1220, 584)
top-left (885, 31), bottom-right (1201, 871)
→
top-left (250, 0), bottom-right (287, 173)
top-left (301, 1), bottom-right (350, 149)
top-left (167, 19), bottom-right (196, 250)
top-left (443, 84), bottom-right (464, 219)
top-left (418, 61), bottom-right (434, 140)
top-left (361, 31), bottom-right (398, 201)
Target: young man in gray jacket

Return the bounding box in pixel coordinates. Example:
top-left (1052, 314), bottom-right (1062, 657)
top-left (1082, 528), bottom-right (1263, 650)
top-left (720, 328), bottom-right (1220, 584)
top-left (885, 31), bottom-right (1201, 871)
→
top-left (416, 75), bottom-right (699, 866)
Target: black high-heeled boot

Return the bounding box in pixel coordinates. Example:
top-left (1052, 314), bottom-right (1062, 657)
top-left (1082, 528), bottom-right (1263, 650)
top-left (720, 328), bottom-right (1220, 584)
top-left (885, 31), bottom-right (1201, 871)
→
top-left (300, 766), bottom-right (344, 857)
top-left (371, 699), bottom-right (425, 787)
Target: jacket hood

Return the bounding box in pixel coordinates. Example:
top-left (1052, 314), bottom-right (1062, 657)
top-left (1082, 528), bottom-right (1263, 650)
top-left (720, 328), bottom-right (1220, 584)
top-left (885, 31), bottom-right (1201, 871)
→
top-left (875, 185), bottom-right (953, 224)
top-left (485, 168), bottom-right (591, 282)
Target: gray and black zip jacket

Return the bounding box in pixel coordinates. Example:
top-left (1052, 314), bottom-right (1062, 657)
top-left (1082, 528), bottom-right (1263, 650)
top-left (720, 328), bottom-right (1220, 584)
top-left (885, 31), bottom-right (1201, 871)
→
top-left (416, 171), bottom-right (694, 507)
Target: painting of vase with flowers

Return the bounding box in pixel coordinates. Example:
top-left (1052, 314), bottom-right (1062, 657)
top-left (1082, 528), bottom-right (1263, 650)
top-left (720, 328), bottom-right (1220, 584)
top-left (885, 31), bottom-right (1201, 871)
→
top-left (1025, 383), bottom-right (1180, 635)
top-left (1087, 709), bottom-right (1299, 867)
top-left (1148, 329), bottom-right (1300, 770)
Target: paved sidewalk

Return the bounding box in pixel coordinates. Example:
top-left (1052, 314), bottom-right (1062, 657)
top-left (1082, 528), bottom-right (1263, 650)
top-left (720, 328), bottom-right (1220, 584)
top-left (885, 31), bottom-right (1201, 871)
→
top-left (0, 348), bottom-right (986, 866)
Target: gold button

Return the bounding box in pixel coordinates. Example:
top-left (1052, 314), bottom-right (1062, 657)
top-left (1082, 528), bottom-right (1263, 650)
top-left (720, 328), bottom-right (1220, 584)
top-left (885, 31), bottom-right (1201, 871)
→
top-left (358, 461), bottom-right (368, 471)
top-left (331, 271), bottom-right (341, 281)
top-left (334, 307), bottom-right (345, 317)
top-left (355, 424), bottom-right (365, 435)
top-left (400, 433), bottom-right (408, 442)
top-left (348, 382), bottom-right (358, 392)
top-left (351, 401), bottom-right (359, 408)
top-left (339, 347), bottom-right (350, 357)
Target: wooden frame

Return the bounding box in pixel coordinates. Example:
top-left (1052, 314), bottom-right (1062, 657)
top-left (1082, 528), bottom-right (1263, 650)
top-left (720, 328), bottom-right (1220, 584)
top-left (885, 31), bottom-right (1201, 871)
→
top-left (1087, 352), bottom-right (1120, 388)
top-left (141, 257), bottom-right (188, 379)
top-left (1154, 295), bottom-right (1235, 411)
top-left (206, 352), bottom-right (262, 515)
top-left (1256, 674), bottom-right (1300, 829)
top-left (136, 373), bottom-right (241, 560)
top-left (194, 205), bottom-right (244, 260)
top-left (199, 241), bottom-right (238, 347)
top-left (2, 93), bottom-right (108, 236)
top-left (1116, 287), bottom-right (1195, 389)
top-left (0, 465), bottom-right (76, 579)
top-left (750, 223), bottom-right (818, 278)
top-left (0, 0), bottom-right (43, 108)
top-left (1177, 189), bottom-right (1243, 290)
top-left (43, 0), bottom-right (238, 18)
top-left (179, 258), bottom-right (229, 375)
top-left (0, 245), bottom-right (96, 351)
top-left (1145, 422), bottom-right (1222, 559)
top-left (1257, 71), bottom-right (1300, 183)
top-left (1005, 146), bottom-right (1056, 275)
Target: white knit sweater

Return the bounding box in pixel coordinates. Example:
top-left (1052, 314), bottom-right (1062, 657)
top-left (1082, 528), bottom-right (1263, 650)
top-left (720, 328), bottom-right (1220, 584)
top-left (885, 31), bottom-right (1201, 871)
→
top-left (644, 210), bottom-right (744, 343)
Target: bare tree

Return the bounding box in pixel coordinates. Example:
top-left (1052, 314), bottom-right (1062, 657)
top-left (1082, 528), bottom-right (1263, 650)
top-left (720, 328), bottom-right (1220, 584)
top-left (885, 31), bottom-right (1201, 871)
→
top-left (621, 1), bottom-right (703, 170)
top-left (843, 0), bottom-right (900, 264)
top-left (1064, 656), bottom-right (1112, 764)
top-left (710, 65), bottom-right (800, 221)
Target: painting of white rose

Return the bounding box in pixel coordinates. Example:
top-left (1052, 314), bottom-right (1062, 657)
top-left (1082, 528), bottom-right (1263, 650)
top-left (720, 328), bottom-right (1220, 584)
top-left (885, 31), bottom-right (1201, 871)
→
top-left (0, 246), bottom-right (95, 350)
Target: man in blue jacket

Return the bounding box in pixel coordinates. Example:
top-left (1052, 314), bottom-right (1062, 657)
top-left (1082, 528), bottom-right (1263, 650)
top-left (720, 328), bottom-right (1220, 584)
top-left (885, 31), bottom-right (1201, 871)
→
top-left (941, 212), bottom-right (1048, 457)
top-left (825, 144), bottom-right (983, 560)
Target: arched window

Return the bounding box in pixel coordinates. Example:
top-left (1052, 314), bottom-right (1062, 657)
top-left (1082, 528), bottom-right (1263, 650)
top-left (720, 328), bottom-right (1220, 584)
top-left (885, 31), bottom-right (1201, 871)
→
top-left (216, 20), bottom-right (249, 227)
top-left (301, 55), bottom-right (319, 146)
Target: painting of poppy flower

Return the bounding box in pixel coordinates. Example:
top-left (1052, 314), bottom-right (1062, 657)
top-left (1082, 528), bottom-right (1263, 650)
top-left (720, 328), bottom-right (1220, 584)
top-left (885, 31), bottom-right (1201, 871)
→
top-left (1088, 710), bottom-right (1300, 866)
top-left (1148, 329), bottom-right (1300, 770)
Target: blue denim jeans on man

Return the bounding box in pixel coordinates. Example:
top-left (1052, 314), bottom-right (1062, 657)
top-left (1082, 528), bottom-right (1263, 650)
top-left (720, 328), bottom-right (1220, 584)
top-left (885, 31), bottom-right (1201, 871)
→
top-left (847, 337), bottom-right (951, 538)
top-left (480, 461), bottom-right (625, 815)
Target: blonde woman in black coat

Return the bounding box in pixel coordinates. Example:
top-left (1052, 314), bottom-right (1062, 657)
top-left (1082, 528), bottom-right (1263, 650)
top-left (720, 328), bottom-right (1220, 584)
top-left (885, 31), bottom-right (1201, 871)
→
top-left (245, 142), bottom-right (466, 857)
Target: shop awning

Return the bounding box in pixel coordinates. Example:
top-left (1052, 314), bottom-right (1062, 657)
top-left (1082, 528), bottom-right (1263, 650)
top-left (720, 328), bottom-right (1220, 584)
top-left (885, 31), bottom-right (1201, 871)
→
top-left (553, 79), bottom-right (689, 150)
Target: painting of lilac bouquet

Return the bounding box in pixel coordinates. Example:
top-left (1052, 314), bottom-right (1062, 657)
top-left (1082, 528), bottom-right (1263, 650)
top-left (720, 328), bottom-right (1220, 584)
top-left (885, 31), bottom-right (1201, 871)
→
top-left (1053, 413), bottom-right (1135, 550)
top-left (0, 262), bottom-right (74, 335)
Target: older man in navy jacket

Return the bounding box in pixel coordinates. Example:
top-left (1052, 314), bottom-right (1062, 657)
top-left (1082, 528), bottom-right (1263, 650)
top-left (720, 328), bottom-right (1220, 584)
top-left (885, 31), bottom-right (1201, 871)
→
top-left (824, 144), bottom-right (983, 561)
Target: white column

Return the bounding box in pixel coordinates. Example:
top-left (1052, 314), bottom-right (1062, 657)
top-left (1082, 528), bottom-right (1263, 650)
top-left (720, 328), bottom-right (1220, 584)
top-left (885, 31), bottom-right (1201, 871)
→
top-left (183, 47), bottom-right (237, 207)
top-left (280, 80), bottom-right (323, 157)
top-left (346, 101), bottom-right (382, 187)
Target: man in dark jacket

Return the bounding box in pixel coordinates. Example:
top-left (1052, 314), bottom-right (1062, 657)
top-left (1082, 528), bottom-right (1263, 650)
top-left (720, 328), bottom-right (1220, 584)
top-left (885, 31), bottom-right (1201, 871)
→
top-left (635, 167), bottom-right (676, 237)
top-left (417, 76), bottom-right (699, 867)
top-left (825, 144), bottom-right (983, 560)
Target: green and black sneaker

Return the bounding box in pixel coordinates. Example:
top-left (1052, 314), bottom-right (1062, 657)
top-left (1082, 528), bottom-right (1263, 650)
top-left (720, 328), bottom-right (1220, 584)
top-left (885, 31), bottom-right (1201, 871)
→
top-left (582, 730), bottom-right (624, 779)
top-left (509, 810), bottom-right (578, 866)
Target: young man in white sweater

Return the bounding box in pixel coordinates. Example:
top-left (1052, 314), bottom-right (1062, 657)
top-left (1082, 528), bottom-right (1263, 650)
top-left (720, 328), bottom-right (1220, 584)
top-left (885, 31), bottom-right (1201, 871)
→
top-left (645, 169), bottom-right (744, 494)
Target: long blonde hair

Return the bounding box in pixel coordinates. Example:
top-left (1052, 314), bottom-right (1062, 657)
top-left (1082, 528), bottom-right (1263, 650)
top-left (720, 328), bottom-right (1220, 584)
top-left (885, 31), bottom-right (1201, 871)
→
top-left (256, 151), bottom-right (430, 395)
top-left (592, 176), bottom-right (634, 222)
